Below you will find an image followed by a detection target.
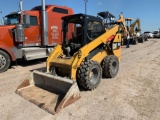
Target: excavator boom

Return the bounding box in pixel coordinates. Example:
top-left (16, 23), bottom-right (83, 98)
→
top-left (126, 18), bottom-right (141, 35)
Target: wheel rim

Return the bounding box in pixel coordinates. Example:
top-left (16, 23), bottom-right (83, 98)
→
top-left (89, 66), bottom-right (99, 85)
top-left (0, 54), bottom-right (6, 69)
top-left (112, 61), bottom-right (117, 74)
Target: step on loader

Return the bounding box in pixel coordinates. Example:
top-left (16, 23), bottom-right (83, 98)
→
top-left (16, 13), bottom-right (122, 114)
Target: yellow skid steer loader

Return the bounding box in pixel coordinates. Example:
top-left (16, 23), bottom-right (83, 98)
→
top-left (16, 13), bottom-right (122, 114)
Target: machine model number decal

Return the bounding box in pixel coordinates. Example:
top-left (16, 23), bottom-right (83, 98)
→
top-left (112, 42), bottom-right (121, 50)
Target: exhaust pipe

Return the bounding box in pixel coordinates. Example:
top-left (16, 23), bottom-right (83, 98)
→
top-left (42, 0), bottom-right (48, 46)
top-left (19, 0), bottom-right (23, 11)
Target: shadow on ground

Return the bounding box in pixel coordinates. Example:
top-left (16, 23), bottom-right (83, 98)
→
top-left (10, 58), bottom-right (47, 68)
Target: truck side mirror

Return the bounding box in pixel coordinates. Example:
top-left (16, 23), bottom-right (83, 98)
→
top-left (23, 14), bottom-right (30, 28)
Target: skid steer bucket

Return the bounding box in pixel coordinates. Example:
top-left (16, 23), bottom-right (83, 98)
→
top-left (16, 70), bottom-right (80, 114)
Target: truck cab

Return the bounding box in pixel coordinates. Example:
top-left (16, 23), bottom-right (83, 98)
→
top-left (0, 4), bottom-right (74, 73)
top-left (152, 30), bottom-right (160, 38)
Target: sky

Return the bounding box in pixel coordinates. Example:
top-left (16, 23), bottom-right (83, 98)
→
top-left (0, 0), bottom-right (160, 32)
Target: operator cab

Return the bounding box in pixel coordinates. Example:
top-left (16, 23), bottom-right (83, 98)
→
top-left (62, 13), bottom-right (105, 57)
top-left (97, 11), bottom-right (115, 28)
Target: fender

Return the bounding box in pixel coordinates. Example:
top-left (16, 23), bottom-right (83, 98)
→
top-left (0, 41), bottom-right (16, 61)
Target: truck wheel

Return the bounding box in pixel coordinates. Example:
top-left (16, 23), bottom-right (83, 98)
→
top-left (0, 50), bottom-right (11, 73)
top-left (101, 55), bottom-right (119, 78)
top-left (134, 38), bottom-right (138, 44)
top-left (141, 38), bottom-right (144, 43)
top-left (77, 60), bottom-right (102, 90)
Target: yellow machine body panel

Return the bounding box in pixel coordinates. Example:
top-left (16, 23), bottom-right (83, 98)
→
top-left (91, 33), bottom-right (121, 62)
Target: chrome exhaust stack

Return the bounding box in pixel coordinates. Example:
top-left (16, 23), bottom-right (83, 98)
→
top-left (41, 0), bottom-right (48, 46)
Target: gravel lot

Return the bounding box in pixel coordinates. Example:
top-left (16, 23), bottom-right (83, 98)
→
top-left (0, 39), bottom-right (160, 120)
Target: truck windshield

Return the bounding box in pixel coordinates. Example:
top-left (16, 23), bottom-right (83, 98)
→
top-left (153, 31), bottom-right (158, 34)
top-left (4, 14), bottom-right (20, 25)
top-left (144, 32), bottom-right (150, 34)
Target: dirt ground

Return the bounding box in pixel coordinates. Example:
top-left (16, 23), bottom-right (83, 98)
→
top-left (0, 39), bottom-right (160, 120)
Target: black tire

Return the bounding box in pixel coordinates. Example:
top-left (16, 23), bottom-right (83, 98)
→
top-left (77, 60), bottom-right (102, 90)
top-left (134, 38), bottom-right (138, 45)
top-left (101, 55), bottom-right (119, 78)
top-left (0, 50), bottom-right (11, 73)
top-left (141, 37), bottom-right (144, 43)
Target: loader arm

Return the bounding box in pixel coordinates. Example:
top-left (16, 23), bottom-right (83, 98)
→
top-left (116, 14), bottom-right (127, 32)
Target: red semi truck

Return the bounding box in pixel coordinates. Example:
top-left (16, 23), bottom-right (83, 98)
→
top-left (0, 0), bottom-right (74, 72)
